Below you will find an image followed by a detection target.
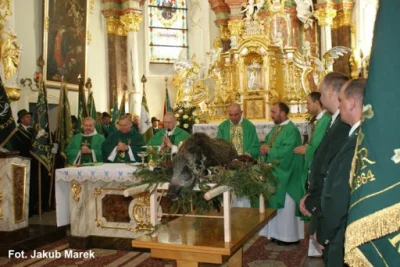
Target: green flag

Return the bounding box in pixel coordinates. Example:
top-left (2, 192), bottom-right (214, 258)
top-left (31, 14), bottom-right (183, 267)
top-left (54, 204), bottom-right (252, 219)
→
top-left (344, 2), bottom-right (400, 266)
top-left (77, 78), bottom-right (88, 132)
top-left (0, 77), bottom-right (17, 147)
top-left (164, 88), bottom-right (172, 115)
top-left (140, 88), bottom-right (153, 142)
top-left (56, 83), bottom-right (73, 161)
top-left (31, 79), bottom-right (52, 172)
top-left (87, 91), bottom-right (102, 134)
top-left (119, 91), bottom-right (126, 116)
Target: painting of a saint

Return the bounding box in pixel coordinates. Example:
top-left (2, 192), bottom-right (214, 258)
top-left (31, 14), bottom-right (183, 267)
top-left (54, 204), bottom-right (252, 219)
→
top-left (43, 0), bottom-right (88, 88)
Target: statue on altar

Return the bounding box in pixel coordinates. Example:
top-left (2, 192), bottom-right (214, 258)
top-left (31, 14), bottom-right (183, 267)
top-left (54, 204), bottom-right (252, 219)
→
top-left (241, 0), bottom-right (255, 22)
top-left (173, 53), bottom-right (200, 103)
top-left (294, 0), bottom-right (314, 29)
top-left (272, 32), bottom-right (284, 53)
top-left (173, 52), bottom-right (210, 108)
top-left (247, 61), bottom-right (262, 90)
top-left (242, 0), bottom-right (266, 21)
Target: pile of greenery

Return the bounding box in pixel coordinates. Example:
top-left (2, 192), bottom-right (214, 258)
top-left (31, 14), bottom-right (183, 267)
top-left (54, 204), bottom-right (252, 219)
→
top-left (134, 154), bottom-right (278, 216)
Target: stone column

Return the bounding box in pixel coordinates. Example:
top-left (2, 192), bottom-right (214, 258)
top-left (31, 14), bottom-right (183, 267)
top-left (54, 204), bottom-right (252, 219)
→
top-left (314, 7), bottom-right (337, 56)
top-left (208, 0), bottom-right (231, 51)
top-left (120, 12), bottom-right (143, 116)
top-left (331, 3), bottom-right (354, 75)
top-left (225, 0), bottom-right (245, 49)
top-left (104, 16), bottom-right (128, 111)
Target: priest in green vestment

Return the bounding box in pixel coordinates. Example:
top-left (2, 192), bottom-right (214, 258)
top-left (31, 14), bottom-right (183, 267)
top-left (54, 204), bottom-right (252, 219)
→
top-left (294, 91), bottom-right (331, 256)
top-left (66, 117), bottom-right (105, 165)
top-left (147, 113), bottom-right (190, 154)
top-left (315, 79), bottom-right (365, 267)
top-left (217, 103), bottom-right (260, 207)
top-left (102, 115), bottom-right (145, 163)
top-left (294, 92), bottom-right (331, 207)
top-left (217, 103), bottom-right (260, 158)
top-left (259, 102), bottom-right (304, 245)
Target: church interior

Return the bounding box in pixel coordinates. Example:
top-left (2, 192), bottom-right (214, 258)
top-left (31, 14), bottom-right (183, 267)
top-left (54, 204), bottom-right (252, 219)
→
top-left (0, 0), bottom-right (381, 266)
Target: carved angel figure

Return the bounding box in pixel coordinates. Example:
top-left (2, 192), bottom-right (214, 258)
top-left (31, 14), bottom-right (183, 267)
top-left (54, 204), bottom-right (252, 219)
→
top-left (294, 0), bottom-right (314, 29)
top-left (312, 46), bottom-right (352, 84)
top-left (302, 41), bottom-right (311, 65)
top-left (253, 0), bottom-right (266, 20)
top-left (314, 46), bottom-right (352, 72)
top-left (241, 0), bottom-right (255, 21)
top-left (272, 32), bottom-right (284, 53)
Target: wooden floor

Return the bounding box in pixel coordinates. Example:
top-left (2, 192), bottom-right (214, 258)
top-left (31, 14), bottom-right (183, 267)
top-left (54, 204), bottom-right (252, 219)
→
top-left (303, 257), bottom-right (325, 267)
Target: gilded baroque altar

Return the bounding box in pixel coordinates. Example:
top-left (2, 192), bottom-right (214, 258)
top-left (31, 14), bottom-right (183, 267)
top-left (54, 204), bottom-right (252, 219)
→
top-left (173, 0), bottom-right (324, 122)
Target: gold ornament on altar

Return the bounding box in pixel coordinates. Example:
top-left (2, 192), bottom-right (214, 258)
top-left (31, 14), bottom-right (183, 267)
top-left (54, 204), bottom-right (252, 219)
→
top-left (0, 2), bottom-right (22, 102)
top-left (132, 195), bottom-right (152, 232)
top-left (1, 33), bottom-right (21, 80)
top-left (173, 52), bottom-right (209, 114)
top-left (266, 0), bottom-right (285, 14)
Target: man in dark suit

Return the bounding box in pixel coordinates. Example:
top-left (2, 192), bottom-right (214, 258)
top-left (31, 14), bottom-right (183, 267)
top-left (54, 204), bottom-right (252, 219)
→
top-left (299, 72), bottom-right (351, 255)
top-left (315, 78), bottom-right (366, 266)
top-left (151, 117), bottom-right (160, 135)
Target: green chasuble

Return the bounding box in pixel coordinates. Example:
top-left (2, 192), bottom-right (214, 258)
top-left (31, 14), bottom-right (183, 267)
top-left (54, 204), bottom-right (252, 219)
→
top-left (264, 121), bottom-right (304, 210)
top-left (147, 127), bottom-right (190, 147)
top-left (102, 130), bottom-right (145, 163)
top-left (66, 133), bottom-right (105, 165)
top-left (217, 118), bottom-right (260, 158)
top-left (301, 112), bottom-right (331, 190)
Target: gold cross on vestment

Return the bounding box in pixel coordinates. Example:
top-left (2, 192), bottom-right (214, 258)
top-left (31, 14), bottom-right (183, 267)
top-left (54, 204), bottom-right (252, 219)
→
top-left (81, 140), bottom-right (90, 147)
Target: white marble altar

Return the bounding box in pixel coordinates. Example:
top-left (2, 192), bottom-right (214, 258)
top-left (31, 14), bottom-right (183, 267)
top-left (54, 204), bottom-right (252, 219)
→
top-left (0, 155), bottom-right (30, 232)
top-left (193, 121), bottom-right (308, 140)
top-left (55, 163), bottom-right (151, 239)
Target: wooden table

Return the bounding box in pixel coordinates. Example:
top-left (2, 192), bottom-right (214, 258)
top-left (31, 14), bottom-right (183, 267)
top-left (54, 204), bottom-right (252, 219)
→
top-left (132, 207), bottom-right (276, 267)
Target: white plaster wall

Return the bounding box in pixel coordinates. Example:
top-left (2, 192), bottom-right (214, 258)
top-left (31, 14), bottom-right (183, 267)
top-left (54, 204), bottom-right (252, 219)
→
top-left (11, 0), bottom-right (108, 132)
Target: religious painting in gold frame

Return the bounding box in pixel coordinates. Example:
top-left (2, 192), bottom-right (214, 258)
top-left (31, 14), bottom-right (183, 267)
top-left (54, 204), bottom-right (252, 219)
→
top-left (12, 163), bottom-right (27, 223)
top-left (244, 98), bottom-right (265, 120)
top-left (42, 0), bottom-right (89, 90)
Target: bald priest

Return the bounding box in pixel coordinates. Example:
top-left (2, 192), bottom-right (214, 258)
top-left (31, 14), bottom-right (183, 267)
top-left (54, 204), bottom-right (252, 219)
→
top-left (66, 117), bottom-right (105, 165)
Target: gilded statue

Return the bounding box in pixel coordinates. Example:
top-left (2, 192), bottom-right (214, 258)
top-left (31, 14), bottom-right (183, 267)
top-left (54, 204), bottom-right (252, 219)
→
top-left (173, 52), bottom-right (202, 104)
top-left (1, 33), bottom-right (21, 80)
